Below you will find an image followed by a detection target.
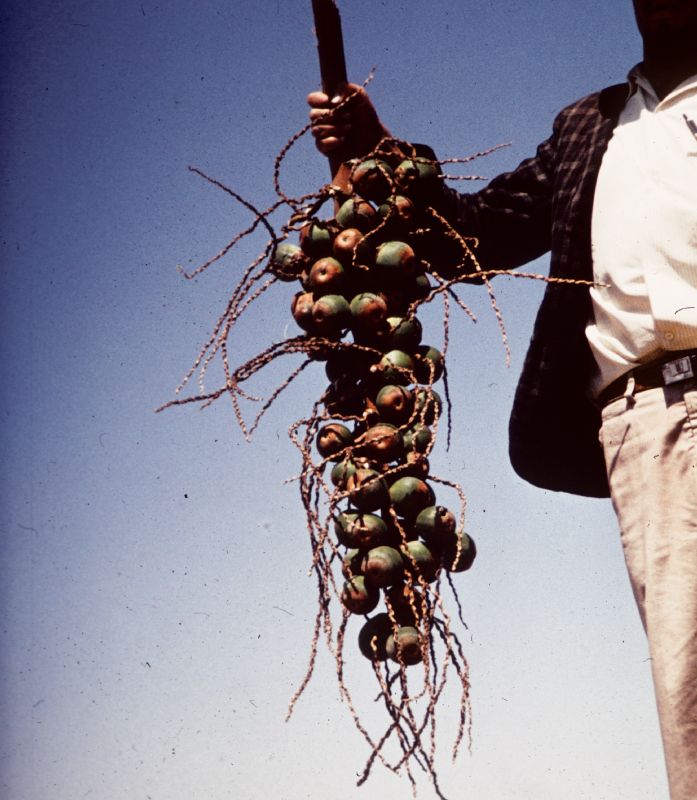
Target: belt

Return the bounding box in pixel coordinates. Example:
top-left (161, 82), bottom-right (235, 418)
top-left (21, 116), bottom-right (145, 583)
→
top-left (597, 349), bottom-right (697, 408)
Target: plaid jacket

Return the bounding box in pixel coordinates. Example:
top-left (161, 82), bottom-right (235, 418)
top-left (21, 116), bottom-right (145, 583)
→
top-left (438, 83), bottom-right (630, 497)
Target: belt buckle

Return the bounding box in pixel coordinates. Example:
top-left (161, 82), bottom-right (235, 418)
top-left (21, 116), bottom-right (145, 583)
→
top-left (661, 356), bottom-right (695, 385)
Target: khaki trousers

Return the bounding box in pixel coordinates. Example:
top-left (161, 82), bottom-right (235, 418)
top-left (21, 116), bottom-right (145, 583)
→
top-left (600, 378), bottom-right (697, 800)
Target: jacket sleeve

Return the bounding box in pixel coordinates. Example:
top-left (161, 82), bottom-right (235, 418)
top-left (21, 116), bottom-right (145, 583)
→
top-left (430, 123), bottom-right (558, 271)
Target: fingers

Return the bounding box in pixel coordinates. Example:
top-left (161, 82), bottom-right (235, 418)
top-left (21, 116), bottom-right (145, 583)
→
top-left (306, 83), bottom-right (389, 160)
top-left (307, 90), bottom-right (331, 109)
top-left (308, 90), bottom-right (353, 154)
top-left (309, 107), bottom-right (351, 125)
top-left (313, 134), bottom-right (342, 155)
top-left (310, 121), bottom-right (352, 155)
top-left (307, 82), bottom-right (364, 111)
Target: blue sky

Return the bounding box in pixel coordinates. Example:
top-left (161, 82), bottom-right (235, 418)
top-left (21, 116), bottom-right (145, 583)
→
top-left (1, 2), bottom-right (668, 798)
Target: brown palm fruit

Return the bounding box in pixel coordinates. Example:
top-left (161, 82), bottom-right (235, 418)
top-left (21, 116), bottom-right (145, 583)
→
top-left (324, 347), bottom-right (368, 383)
top-left (312, 294), bottom-right (351, 338)
top-left (350, 292), bottom-right (388, 336)
top-left (269, 242), bottom-right (309, 282)
top-left (441, 531), bottom-right (477, 573)
top-left (415, 345), bottom-right (445, 383)
top-left (341, 576), bottom-right (380, 615)
top-left (299, 269), bottom-right (313, 293)
top-left (401, 540), bottom-right (440, 583)
top-left (333, 227), bottom-right (369, 267)
top-left (386, 625), bottom-right (423, 666)
top-left (347, 468), bottom-right (389, 512)
top-left (342, 548), bottom-right (364, 580)
top-left (323, 375), bottom-right (366, 417)
top-left (336, 197), bottom-right (377, 232)
top-left (373, 350), bottom-right (415, 386)
top-left (414, 505), bottom-right (457, 546)
top-left (358, 423), bottom-right (403, 464)
top-left (388, 477), bottom-right (434, 519)
top-left (358, 613), bottom-right (393, 661)
top-left (350, 158), bottom-right (394, 203)
top-left (308, 257), bottom-right (346, 297)
top-left (299, 220), bottom-right (335, 259)
top-left (375, 384), bottom-right (414, 425)
top-left (291, 291), bottom-right (316, 333)
top-left (378, 287), bottom-right (410, 317)
top-left (377, 195), bottom-right (417, 231)
top-left (334, 512), bottom-right (388, 550)
top-left (374, 241), bottom-right (417, 284)
top-left (385, 582), bottom-right (423, 626)
top-left (402, 424), bottom-right (433, 454)
top-left (316, 422), bottom-right (352, 460)
top-left (361, 545), bottom-right (404, 588)
top-left (382, 276), bottom-right (432, 315)
top-left (401, 452), bottom-right (430, 480)
top-left (381, 273), bottom-right (431, 314)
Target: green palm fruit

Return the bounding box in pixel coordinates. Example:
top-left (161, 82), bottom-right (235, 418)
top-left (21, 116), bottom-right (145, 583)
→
top-left (388, 477), bottom-right (434, 519)
top-left (347, 468), bottom-right (389, 512)
top-left (402, 424), bottom-right (433, 454)
top-left (361, 545), bottom-right (404, 588)
top-left (375, 241), bottom-right (417, 282)
top-left (330, 458), bottom-right (358, 489)
top-left (384, 315), bottom-right (422, 352)
top-left (386, 625), bottom-right (423, 666)
top-left (350, 158), bottom-right (394, 203)
top-left (311, 294), bottom-right (351, 338)
top-left (415, 345), bottom-right (444, 383)
top-left (299, 221), bottom-right (335, 259)
top-left (394, 157), bottom-right (440, 199)
top-left (414, 505), bottom-right (457, 545)
top-left (350, 292), bottom-right (388, 335)
top-left (269, 242), bottom-right (309, 281)
top-left (336, 197), bottom-right (377, 232)
top-left (334, 512), bottom-right (387, 549)
top-left (401, 540), bottom-right (440, 583)
top-left (374, 350), bottom-right (415, 385)
top-left (441, 531), bottom-right (477, 573)
top-left (414, 388), bottom-right (442, 425)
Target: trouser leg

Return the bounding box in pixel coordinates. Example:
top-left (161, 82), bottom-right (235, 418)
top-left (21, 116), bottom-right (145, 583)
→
top-left (600, 380), bottom-right (697, 800)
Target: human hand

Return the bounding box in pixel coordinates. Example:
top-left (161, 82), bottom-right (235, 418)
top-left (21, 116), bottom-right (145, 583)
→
top-left (307, 83), bottom-right (391, 162)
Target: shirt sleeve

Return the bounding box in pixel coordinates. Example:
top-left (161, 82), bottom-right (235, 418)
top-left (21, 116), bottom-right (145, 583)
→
top-left (430, 124), bottom-right (558, 271)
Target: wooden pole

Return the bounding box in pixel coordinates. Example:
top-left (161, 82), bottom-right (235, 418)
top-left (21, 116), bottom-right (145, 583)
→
top-left (311, 0), bottom-right (348, 181)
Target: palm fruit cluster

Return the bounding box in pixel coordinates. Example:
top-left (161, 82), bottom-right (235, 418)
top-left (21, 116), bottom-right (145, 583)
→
top-left (269, 148), bottom-right (476, 668)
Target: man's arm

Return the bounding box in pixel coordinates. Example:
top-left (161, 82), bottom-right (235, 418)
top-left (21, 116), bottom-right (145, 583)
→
top-left (435, 134), bottom-right (556, 271)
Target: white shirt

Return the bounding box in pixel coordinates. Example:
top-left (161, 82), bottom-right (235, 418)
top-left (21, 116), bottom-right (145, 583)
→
top-left (586, 66), bottom-right (697, 396)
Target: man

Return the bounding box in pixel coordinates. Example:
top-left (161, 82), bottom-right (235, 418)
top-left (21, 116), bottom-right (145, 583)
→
top-left (308, 1), bottom-right (697, 797)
